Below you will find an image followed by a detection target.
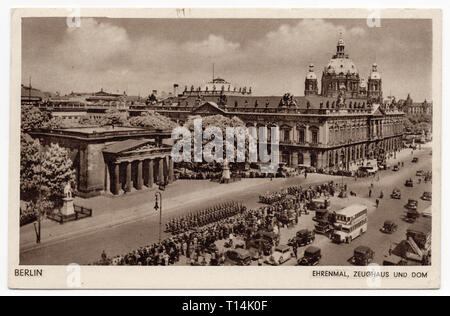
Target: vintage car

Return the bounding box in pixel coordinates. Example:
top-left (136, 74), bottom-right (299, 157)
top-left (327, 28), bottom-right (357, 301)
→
top-left (224, 249), bottom-right (252, 266)
top-left (308, 198), bottom-right (330, 211)
top-left (289, 229), bottom-right (315, 247)
top-left (412, 157), bottom-right (419, 163)
top-left (265, 245), bottom-right (292, 266)
top-left (352, 246), bottom-right (375, 266)
top-left (393, 165), bottom-right (400, 172)
top-left (391, 189), bottom-right (401, 199)
top-left (405, 179), bottom-right (414, 187)
top-left (314, 221), bottom-right (334, 236)
top-left (405, 199), bottom-right (418, 211)
top-left (421, 191), bottom-right (432, 201)
top-left (313, 209), bottom-right (329, 222)
top-left (380, 220), bottom-right (398, 234)
top-left (404, 209), bottom-right (421, 223)
top-left (253, 230), bottom-right (279, 246)
top-left (416, 170), bottom-right (423, 177)
top-left (298, 246), bottom-right (322, 266)
top-left (383, 255), bottom-right (407, 266)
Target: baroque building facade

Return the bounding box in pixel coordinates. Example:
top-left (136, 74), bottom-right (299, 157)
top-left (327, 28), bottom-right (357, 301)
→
top-left (134, 36), bottom-right (404, 171)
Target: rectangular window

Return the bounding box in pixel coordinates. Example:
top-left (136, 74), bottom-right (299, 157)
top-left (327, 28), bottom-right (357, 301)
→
top-left (298, 129), bottom-right (305, 143)
top-left (284, 130), bottom-right (290, 142)
top-left (312, 130), bottom-right (319, 144)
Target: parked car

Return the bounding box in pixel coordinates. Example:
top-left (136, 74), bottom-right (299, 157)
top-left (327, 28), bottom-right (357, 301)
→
top-left (297, 246), bottom-right (322, 266)
top-left (412, 157), bottom-right (419, 163)
top-left (404, 209), bottom-right (421, 223)
top-left (380, 220), bottom-right (398, 234)
top-left (405, 179), bottom-right (414, 187)
top-left (224, 249), bottom-right (252, 266)
top-left (405, 199), bottom-right (418, 211)
top-left (421, 191), bottom-right (432, 201)
top-left (289, 229), bottom-right (315, 247)
top-left (393, 165), bottom-right (399, 172)
top-left (416, 170), bottom-right (423, 176)
top-left (352, 246), bottom-right (375, 266)
top-left (391, 189), bottom-right (401, 199)
top-left (266, 245), bottom-right (292, 266)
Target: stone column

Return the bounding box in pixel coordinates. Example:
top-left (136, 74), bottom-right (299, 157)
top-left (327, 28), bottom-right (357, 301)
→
top-left (125, 161), bottom-right (132, 193)
top-left (136, 160), bottom-right (143, 190)
top-left (303, 151), bottom-right (311, 166)
top-left (105, 163), bottom-right (111, 194)
top-left (169, 156), bottom-right (174, 183)
top-left (147, 159), bottom-right (154, 188)
top-left (291, 151), bottom-right (299, 167)
top-left (158, 158), bottom-right (164, 185)
top-left (113, 163), bottom-right (120, 196)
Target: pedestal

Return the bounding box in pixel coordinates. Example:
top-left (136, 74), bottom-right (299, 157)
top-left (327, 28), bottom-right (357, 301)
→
top-left (61, 197), bottom-right (75, 216)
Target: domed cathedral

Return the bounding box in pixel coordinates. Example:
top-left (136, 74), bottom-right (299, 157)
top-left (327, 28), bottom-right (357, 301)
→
top-left (320, 37), bottom-right (361, 99)
top-left (304, 64), bottom-right (319, 96)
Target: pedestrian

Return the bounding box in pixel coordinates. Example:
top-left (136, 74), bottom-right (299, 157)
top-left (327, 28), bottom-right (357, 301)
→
top-left (369, 189), bottom-right (372, 198)
top-left (376, 199), bottom-right (380, 208)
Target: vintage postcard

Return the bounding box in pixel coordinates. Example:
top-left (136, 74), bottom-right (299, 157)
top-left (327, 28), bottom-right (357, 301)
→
top-left (9, 8), bottom-right (441, 289)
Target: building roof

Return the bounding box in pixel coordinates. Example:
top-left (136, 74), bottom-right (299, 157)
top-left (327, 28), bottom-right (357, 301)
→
top-left (325, 57), bottom-right (359, 75)
top-left (407, 217), bottom-right (431, 235)
top-left (176, 94), bottom-right (370, 111)
top-left (103, 139), bottom-right (155, 154)
top-left (21, 84), bottom-right (49, 100)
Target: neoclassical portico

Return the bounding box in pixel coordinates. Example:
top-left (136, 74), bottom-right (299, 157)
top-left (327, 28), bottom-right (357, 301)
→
top-left (103, 139), bottom-right (174, 196)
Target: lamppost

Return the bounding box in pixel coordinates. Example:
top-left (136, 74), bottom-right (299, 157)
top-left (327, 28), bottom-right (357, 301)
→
top-left (154, 192), bottom-right (162, 244)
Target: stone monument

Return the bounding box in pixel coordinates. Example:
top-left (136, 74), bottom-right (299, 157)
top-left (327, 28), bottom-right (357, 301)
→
top-left (61, 182), bottom-right (75, 216)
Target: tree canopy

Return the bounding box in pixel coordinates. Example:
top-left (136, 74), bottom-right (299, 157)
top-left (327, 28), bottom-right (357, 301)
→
top-left (21, 104), bottom-right (62, 132)
top-left (128, 111), bottom-right (177, 130)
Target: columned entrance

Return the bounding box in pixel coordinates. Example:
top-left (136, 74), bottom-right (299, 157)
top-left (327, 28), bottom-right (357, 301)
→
top-left (103, 139), bottom-right (174, 196)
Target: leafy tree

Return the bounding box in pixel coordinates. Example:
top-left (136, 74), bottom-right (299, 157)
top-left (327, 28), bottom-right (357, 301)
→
top-left (20, 134), bottom-right (43, 202)
top-left (21, 104), bottom-right (62, 132)
top-left (128, 111), bottom-right (177, 130)
top-left (40, 143), bottom-right (76, 208)
top-left (104, 109), bottom-right (128, 126)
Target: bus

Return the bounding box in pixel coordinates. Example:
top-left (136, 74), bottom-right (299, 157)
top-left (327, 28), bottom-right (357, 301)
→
top-left (331, 204), bottom-right (368, 244)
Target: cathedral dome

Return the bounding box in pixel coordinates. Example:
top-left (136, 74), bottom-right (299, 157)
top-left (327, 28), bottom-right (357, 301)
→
top-left (325, 58), bottom-right (359, 75)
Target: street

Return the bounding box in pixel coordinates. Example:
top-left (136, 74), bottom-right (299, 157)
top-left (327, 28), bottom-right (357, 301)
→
top-left (20, 146), bottom-right (432, 266)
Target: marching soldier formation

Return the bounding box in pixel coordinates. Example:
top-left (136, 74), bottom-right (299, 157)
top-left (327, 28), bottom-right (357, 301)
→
top-left (165, 202), bottom-right (246, 234)
top-left (94, 181), bottom-right (342, 266)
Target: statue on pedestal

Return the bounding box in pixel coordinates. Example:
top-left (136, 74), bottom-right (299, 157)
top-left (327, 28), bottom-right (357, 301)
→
top-left (61, 182), bottom-right (75, 216)
top-left (64, 182), bottom-right (72, 199)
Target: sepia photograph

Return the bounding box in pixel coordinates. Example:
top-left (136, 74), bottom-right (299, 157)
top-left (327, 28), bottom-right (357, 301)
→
top-left (8, 7), bottom-right (441, 289)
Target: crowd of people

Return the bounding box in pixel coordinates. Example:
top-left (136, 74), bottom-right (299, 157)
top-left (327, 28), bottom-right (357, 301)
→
top-left (165, 201), bottom-right (245, 234)
top-left (94, 181), bottom-right (343, 266)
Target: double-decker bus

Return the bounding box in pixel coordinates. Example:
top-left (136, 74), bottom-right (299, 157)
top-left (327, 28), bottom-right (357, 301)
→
top-left (331, 204), bottom-right (368, 244)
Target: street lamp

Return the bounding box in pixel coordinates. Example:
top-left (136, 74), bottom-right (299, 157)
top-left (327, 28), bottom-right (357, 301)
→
top-left (154, 192), bottom-right (162, 244)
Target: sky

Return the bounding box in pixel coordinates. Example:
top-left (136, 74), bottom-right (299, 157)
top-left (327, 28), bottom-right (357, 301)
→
top-left (22, 17), bottom-right (433, 101)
